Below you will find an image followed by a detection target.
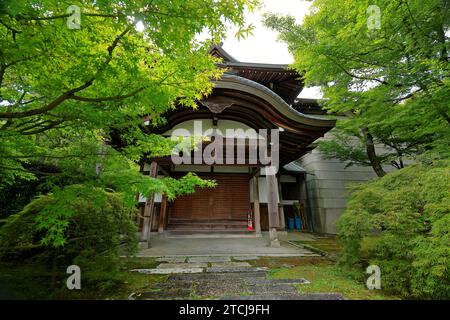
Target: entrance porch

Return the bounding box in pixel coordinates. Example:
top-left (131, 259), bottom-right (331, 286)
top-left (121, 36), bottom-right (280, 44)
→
top-left (136, 232), bottom-right (316, 257)
top-left (137, 163), bottom-right (311, 247)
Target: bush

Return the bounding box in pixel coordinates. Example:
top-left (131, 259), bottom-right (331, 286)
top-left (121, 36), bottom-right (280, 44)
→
top-left (337, 160), bottom-right (450, 299)
top-left (0, 184), bottom-right (138, 292)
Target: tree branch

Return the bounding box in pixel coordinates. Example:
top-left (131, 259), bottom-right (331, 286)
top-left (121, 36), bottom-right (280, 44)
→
top-left (71, 87), bottom-right (144, 102)
top-left (0, 27), bottom-right (131, 119)
top-left (323, 53), bottom-right (391, 86)
top-left (0, 19), bottom-right (21, 40)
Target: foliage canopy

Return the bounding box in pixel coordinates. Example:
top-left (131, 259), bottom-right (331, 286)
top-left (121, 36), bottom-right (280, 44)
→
top-left (265, 0), bottom-right (449, 176)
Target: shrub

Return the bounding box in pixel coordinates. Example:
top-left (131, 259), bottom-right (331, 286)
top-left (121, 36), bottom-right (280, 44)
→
top-left (337, 160), bottom-right (450, 299)
top-left (0, 184), bottom-right (138, 292)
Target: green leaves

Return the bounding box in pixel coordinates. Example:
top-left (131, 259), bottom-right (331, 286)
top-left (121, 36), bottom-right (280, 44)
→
top-left (0, 0), bottom-right (255, 291)
top-left (336, 161), bottom-right (450, 298)
top-left (264, 0), bottom-right (450, 299)
top-left (0, 0), bottom-right (256, 188)
top-left (265, 0), bottom-right (449, 175)
top-left (235, 23), bottom-right (255, 40)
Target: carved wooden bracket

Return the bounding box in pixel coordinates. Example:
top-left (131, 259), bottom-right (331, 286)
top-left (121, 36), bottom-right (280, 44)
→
top-left (199, 96), bottom-right (234, 114)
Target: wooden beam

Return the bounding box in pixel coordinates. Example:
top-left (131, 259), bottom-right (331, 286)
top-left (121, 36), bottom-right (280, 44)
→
top-left (252, 176), bottom-right (262, 235)
top-left (158, 194), bottom-right (168, 233)
top-left (141, 161), bottom-right (158, 245)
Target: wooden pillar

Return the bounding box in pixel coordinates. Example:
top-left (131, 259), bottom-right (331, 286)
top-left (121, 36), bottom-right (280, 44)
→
top-left (277, 178), bottom-right (286, 230)
top-left (158, 194), bottom-right (168, 233)
top-left (252, 176), bottom-right (262, 235)
top-left (141, 161), bottom-right (158, 246)
top-left (266, 171), bottom-right (280, 247)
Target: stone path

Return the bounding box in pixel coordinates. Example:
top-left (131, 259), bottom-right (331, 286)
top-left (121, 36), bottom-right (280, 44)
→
top-left (129, 256), bottom-right (345, 300)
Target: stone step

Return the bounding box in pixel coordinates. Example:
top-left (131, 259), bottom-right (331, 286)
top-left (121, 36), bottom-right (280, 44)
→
top-left (130, 267), bottom-right (204, 274)
top-left (244, 278), bottom-right (311, 285)
top-left (156, 262), bottom-right (207, 269)
top-left (206, 266), bottom-right (269, 273)
top-left (188, 256), bottom-right (231, 263)
top-left (167, 271), bottom-right (267, 281)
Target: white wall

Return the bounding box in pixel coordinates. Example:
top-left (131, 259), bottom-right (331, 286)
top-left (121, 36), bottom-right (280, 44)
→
top-left (163, 119), bottom-right (262, 138)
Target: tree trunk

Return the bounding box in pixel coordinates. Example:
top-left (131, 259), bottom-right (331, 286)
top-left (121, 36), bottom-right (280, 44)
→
top-left (361, 127), bottom-right (386, 177)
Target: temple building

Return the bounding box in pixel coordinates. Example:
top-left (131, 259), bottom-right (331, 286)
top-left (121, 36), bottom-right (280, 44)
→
top-left (136, 45), bottom-right (380, 244)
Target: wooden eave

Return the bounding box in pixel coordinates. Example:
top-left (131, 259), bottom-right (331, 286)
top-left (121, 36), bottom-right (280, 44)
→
top-left (145, 75), bottom-right (335, 166)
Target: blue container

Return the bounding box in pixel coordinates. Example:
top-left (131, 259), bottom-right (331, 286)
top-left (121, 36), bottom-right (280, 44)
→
top-left (294, 218), bottom-right (302, 230)
top-left (288, 218), bottom-right (295, 230)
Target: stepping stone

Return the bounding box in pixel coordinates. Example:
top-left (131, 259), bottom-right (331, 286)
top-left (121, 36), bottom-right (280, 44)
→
top-left (210, 262), bottom-right (251, 267)
top-left (194, 279), bottom-right (245, 297)
top-left (206, 266), bottom-right (268, 273)
top-left (168, 271), bottom-right (267, 281)
top-left (233, 256), bottom-right (258, 261)
top-left (188, 256), bottom-right (231, 263)
top-left (156, 257), bottom-right (186, 263)
top-left (245, 278), bottom-right (310, 285)
top-left (130, 268), bottom-right (204, 274)
top-left (156, 263), bottom-right (207, 269)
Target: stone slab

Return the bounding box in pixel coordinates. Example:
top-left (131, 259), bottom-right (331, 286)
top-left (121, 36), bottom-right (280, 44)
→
top-left (194, 280), bottom-right (246, 297)
top-left (168, 271), bottom-right (267, 281)
top-left (188, 256), bottom-right (231, 263)
top-left (155, 257), bottom-right (187, 263)
top-left (206, 266), bottom-right (268, 273)
top-left (156, 263), bottom-right (207, 269)
top-left (233, 256), bottom-right (258, 261)
top-left (210, 262), bottom-right (251, 267)
top-left (245, 278), bottom-right (310, 285)
top-left (131, 268), bottom-right (204, 274)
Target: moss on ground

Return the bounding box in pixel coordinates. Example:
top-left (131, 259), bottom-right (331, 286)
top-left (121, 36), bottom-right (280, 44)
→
top-left (291, 234), bottom-right (381, 258)
top-left (258, 235), bottom-right (396, 300)
top-left (268, 263), bottom-right (398, 300)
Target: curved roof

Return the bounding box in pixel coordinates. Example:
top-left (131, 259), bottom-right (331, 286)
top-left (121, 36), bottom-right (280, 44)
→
top-left (145, 74), bottom-right (335, 165)
top-left (213, 74), bottom-right (335, 128)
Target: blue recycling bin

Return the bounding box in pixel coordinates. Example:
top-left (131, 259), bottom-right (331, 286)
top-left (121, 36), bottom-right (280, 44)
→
top-left (294, 217), bottom-right (302, 230)
top-left (288, 218), bottom-right (295, 230)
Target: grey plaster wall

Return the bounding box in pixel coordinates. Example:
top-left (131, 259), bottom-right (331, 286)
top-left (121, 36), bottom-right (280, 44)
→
top-left (300, 133), bottom-right (395, 234)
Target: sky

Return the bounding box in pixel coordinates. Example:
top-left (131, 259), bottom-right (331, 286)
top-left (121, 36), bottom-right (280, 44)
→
top-left (221, 0), bottom-right (322, 99)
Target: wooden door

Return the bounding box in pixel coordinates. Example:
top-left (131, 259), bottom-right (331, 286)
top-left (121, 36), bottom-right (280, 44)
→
top-left (169, 174), bottom-right (250, 226)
